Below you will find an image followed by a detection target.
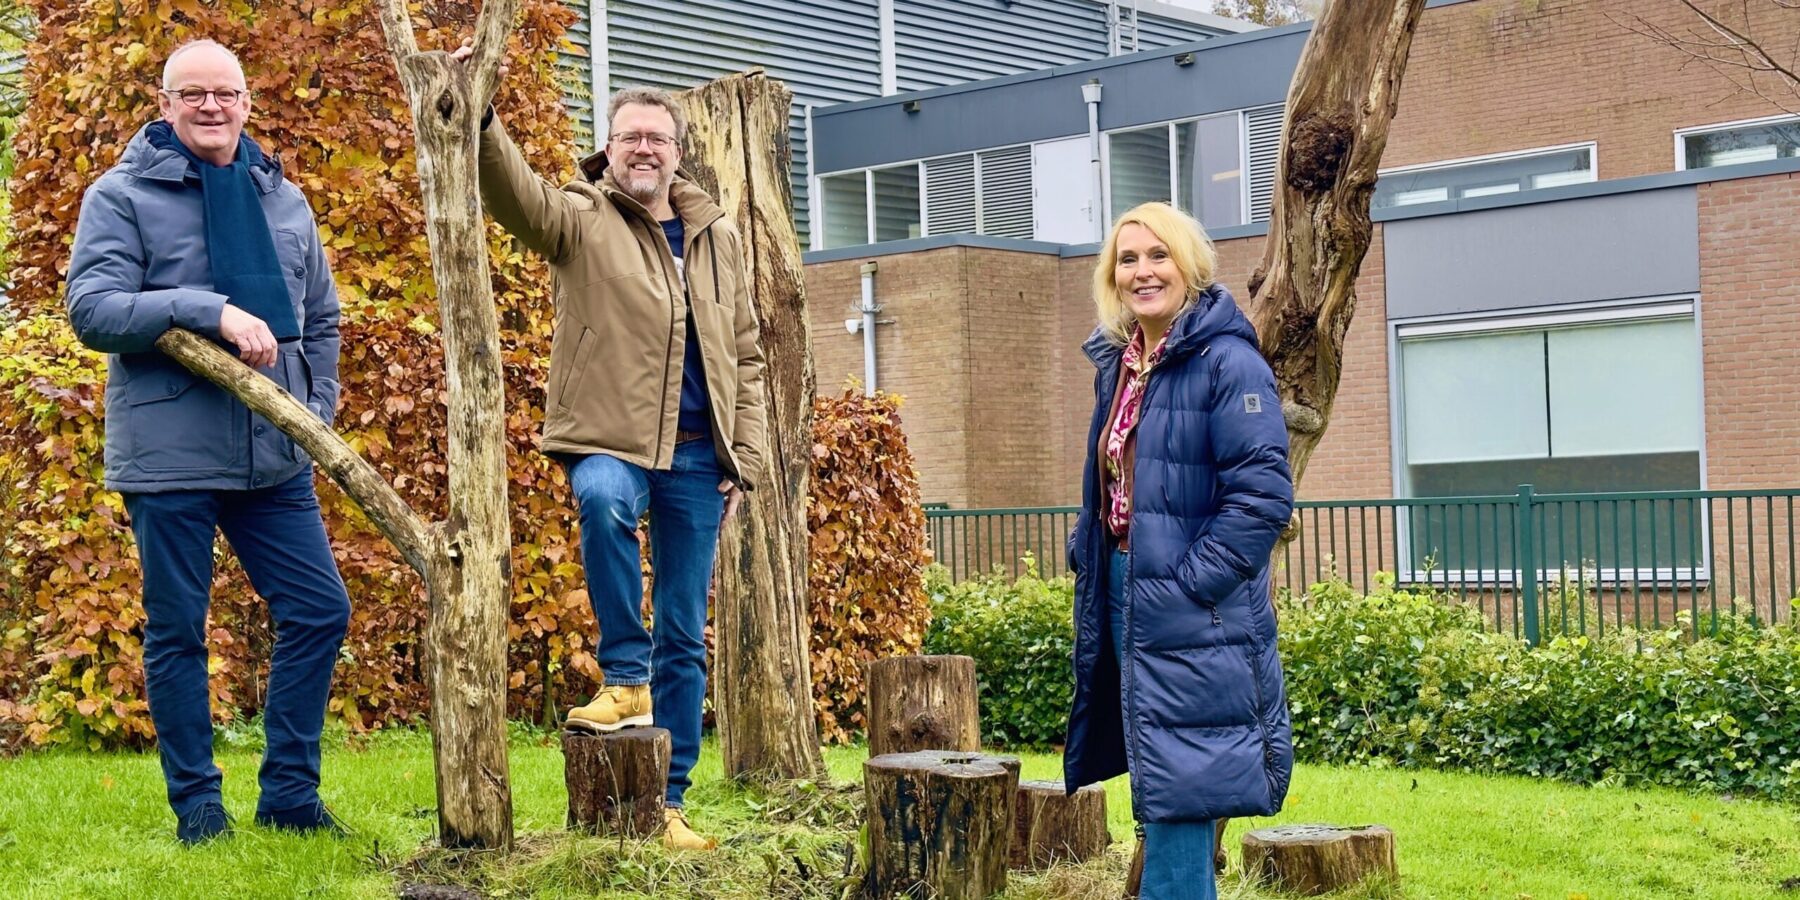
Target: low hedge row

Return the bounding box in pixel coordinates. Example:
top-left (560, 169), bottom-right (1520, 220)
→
top-left (922, 565), bottom-right (1800, 800)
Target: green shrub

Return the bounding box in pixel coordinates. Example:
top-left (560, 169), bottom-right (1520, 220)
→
top-left (922, 559), bottom-right (1074, 748)
top-left (922, 564), bottom-right (1800, 799)
top-left (1280, 577), bottom-right (1800, 800)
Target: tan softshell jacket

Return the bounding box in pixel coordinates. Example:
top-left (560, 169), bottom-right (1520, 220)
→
top-left (477, 116), bottom-right (768, 488)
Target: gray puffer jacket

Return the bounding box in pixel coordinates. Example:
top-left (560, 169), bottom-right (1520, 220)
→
top-left (66, 122), bottom-right (341, 493)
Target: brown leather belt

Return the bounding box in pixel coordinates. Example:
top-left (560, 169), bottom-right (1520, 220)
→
top-left (676, 429), bottom-right (708, 444)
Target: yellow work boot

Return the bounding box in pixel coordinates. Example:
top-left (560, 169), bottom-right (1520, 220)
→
top-left (662, 807), bottom-right (717, 851)
top-left (564, 684), bottom-right (652, 733)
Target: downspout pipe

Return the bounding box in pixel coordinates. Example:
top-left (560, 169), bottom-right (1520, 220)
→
top-left (859, 262), bottom-right (879, 396)
top-left (1082, 78), bottom-right (1105, 243)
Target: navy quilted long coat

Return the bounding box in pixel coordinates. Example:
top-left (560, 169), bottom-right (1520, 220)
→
top-left (1062, 283), bottom-right (1296, 823)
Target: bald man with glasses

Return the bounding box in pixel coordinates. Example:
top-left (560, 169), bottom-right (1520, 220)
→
top-left (66, 39), bottom-right (350, 845)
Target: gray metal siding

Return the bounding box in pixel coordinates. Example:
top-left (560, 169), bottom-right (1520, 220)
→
top-left (607, 0), bottom-right (883, 244)
top-left (1384, 188), bottom-right (1700, 320)
top-left (1135, 11), bottom-right (1229, 50)
top-left (893, 0), bottom-right (1108, 93)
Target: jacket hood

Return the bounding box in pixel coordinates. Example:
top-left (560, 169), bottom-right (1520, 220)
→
top-left (1083, 282), bottom-right (1260, 367)
top-left (578, 148), bottom-right (725, 230)
top-left (120, 121), bottom-right (284, 194)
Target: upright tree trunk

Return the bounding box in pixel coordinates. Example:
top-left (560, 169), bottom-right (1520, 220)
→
top-left (675, 70), bottom-right (824, 782)
top-left (1246, 0), bottom-right (1429, 493)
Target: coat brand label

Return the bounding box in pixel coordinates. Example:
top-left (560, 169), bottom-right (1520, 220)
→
top-left (1243, 393), bottom-right (1263, 414)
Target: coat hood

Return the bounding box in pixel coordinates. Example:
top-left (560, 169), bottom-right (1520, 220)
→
top-left (1083, 282), bottom-right (1261, 368)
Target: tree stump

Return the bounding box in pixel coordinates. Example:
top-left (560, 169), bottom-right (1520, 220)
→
top-left (563, 729), bottom-right (671, 837)
top-left (865, 751), bottom-right (1016, 899)
top-left (865, 655), bottom-right (980, 758)
top-left (1011, 780), bottom-right (1109, 868)
top-left (1242, 824), bottom-right (1397, 895)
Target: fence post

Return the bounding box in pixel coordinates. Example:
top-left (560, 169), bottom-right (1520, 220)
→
top-left (1516, 484), bottom-right (1540, 646)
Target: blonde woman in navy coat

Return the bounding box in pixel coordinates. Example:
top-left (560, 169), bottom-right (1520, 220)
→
top-left (1064, 203), bottom-right (1296, 899)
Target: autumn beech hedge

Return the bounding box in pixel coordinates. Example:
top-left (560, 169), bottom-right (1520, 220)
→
top-left (804, 389), bottom-right (933, 744)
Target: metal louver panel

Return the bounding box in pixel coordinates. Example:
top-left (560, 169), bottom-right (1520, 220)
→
top-left (978, 146), bottom-right (1034, 239)
top-left (1247, 104), bottom-right (1285, 223)
top-left (608, 0), bottom-right (883, 246)
top-left (923, 154), bottom-right (977, 235)
top-left (893, 0), bottom-right (1107, 92)
top-left (556, 1), bottom-right (596, 152)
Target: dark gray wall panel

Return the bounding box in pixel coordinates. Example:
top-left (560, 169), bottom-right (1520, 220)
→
top-left (1384, 188), bottom-right (1700, 320)
top-left (813, 28), bottom-right (1307, 172)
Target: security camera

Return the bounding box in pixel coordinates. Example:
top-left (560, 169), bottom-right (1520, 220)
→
top-left (845, 318), bottom-right (862, 334)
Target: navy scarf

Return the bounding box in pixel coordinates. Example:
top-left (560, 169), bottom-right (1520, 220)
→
top-left (146, 121), bottom-right (299, 341)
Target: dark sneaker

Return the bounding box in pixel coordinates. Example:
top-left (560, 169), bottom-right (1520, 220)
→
top-left (254, 799), bottom-right (349, 836)
top-left (176, 801), bottom-right (233, 846)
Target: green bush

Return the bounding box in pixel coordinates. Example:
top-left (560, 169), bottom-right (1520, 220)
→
top-left (1280, 577), bottom-right (1800, 799)
top-left (922, 559), bottom-right (1074, 748)
top-left (922, 563), bottom-right (1800, 799)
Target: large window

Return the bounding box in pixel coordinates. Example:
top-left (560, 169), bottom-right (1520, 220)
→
top-left (819, 164), bottom-right (921, 249)
top-left (1678, 115), bottom-right (1800, 170)
top-left (1374, 144), bottom-right (1596, 209)
top-left (1106, 109), bottom-right (1255, 231)
top-left (1396, 304), bottom-right (1703, 576)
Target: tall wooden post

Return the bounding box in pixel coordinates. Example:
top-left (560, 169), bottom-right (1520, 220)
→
top-left (675, 70), bottom-right (825, 782)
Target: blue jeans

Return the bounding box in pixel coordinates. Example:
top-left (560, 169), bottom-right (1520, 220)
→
top-left (123, 472), bottom-right (352, 820)
top-left (565, 440), bottom-right (726, 806)
top-left (1109, 547), bottom-right (1218, 900)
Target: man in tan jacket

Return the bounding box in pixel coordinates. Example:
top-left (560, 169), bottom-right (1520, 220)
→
top-left (459, 50), bottom-right (767, 851)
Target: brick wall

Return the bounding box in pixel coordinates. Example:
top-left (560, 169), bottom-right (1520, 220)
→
top-left (805, 247), bottom-right (1063, 508)
top-left (1698, 171), bottom-right (1800, 488)
top-left (1389, 0), bottom-right (1795, 178)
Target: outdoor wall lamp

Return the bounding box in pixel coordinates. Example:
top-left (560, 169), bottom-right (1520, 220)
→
top-left (1174, 52), bottom-right (1195, 66)
top-left (903, 99), bottom-right (921, 113)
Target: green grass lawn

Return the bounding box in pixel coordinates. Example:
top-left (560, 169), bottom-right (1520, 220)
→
top-left (1, 729), bottom-right (1796, 899)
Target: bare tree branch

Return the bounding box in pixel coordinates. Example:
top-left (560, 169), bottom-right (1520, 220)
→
top-left (1611, 2), bottom-right (1800, 116)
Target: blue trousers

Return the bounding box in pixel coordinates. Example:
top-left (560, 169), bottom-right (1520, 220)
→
top-left (123, 472), bottom-right (351, 819)
top-left (565, 440), bottom-right (726, 806)
top-left (1109, 547), bottom-right (1218, 900)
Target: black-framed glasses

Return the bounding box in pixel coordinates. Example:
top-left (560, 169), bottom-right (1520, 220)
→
top-left (161, 88), bottom-right (250, 108)
top-left (609, 131), bottom-right (676, 149)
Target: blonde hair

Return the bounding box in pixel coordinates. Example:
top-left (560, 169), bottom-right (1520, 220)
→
top-left (1090, 202), bottom-right (1218, 345)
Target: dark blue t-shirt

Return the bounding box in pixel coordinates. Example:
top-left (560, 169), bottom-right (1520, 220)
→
top-left (662, 217), bottom-right (712, 435)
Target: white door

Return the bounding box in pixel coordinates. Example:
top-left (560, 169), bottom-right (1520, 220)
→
top-left (1032, 137), bottom-right (1098, 244)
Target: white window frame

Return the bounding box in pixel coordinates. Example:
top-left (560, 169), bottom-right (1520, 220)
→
top-left (1375, 141), bottom-right (1598, 207)
top-left (1674, 113), bottom-right (1800, 171)
top-left (1385, 296), bottom-right (1709, 588)
top-left (1102, 109), bottom-right (1251, 226)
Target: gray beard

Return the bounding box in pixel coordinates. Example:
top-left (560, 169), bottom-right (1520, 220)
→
top-left (621, 170), bottom-right (671, 208)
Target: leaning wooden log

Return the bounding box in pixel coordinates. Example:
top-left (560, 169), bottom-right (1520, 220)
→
top-left (1011, 780), bottom-right (1109, 869)
top-left (1125, 836), bottom-right (1145, 898)
top-left (1242, 824), bottom-right (1397, 895)
top-left (563, 728), bottom-right (671, 838)
top-left (865, 751), bottom-right (1017, 899)
top-left (864, 655), bottom-right (980, 758)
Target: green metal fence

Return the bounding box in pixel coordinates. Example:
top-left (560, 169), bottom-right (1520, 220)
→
top-left (925, 486), bottom-right (1800, 643)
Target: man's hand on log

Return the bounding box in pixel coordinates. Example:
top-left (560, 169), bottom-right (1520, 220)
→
top-left (218, 305), bottom-right (277, 370)
top-left (448, 43), bottom-right (509, 82)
